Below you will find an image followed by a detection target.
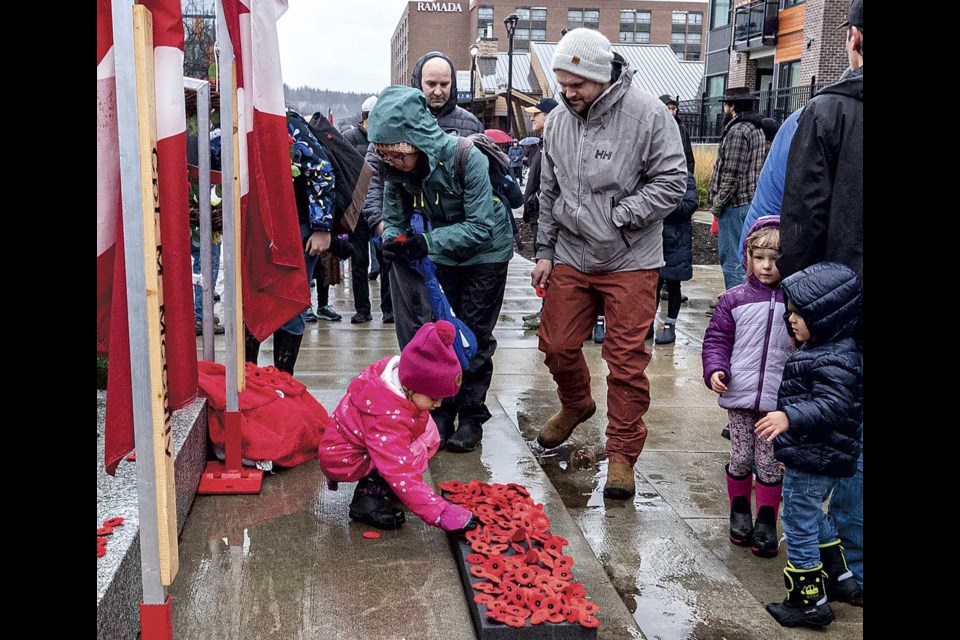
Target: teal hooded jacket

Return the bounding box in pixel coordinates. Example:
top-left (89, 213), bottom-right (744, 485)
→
top-left (366, 85), bottom-right (513, 266)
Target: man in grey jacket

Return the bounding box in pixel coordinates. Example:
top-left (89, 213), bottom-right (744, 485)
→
top-left (531, 29), bottom-right (686, 499)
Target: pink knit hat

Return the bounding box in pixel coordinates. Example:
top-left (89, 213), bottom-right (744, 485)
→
top-left (398, 320), bottom-right (462, 398)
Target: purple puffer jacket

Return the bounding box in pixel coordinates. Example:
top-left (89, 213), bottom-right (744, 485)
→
top-left (702, 274), bottom-right (791, 410)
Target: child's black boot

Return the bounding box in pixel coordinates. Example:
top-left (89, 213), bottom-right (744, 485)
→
top-left (726, 465), bottom-right (753, 546)
top-left (349, 472), bottom-right (405, 530)
top-left (819, 539), bottom-right (864, 606)
top-left (766, 563), bottom-right (834, 628)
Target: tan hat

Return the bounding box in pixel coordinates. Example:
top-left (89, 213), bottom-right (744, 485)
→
top-left (375, 141), bottom-right (417, 154)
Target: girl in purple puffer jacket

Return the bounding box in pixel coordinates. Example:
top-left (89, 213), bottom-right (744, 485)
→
top-left (702, 216), bottom-right (792, 558)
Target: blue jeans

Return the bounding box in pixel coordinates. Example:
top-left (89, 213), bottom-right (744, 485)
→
top-left (369, 238), bottom-right (380, 273)
top-left (781, 468), bottom-right (840, 570)
top-left (191, 237), bottom-right (221, 322)
top-left (280, 222), bottom-right (321, 336)
top-left (718, 204), bottom-right (749, 290)
top-left (830, 432), bottom-right (863, 588)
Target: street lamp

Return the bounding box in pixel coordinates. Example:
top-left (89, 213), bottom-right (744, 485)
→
top-left (469, 43), bottom-right (480, 113)
top-left (503, 13), bottom-right (519, 135)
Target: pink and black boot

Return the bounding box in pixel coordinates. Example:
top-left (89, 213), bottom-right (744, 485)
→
top-left (752, 477), bottom-right (782, 558)
top-left (726, 465), bottom-right (753, 546)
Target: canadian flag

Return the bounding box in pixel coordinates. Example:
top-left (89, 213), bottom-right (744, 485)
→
top-left (221, 0), bottom-right (309, 342)
top-left (97, 0), bottom-right (198, 475)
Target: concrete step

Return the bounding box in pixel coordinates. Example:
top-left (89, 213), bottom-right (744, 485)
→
top-left (97, 394), bottom-right (207, 640)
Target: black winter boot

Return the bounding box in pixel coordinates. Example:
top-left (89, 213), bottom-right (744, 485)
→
top-left (432, 407), bottom-right (457, 451)
top-left (446, 422), bottom-right (483, 453)
top-left (349, 472), bottom-right (405, 530)
top-left (819, 540), bottom-right (864, 606)
top-left (751, 476), bottom-right (782, 558)
top-left (726, 465), bottom-right (754, 547)
top-left (244, 329), bottom-right (262, 365)
top-left (272, 330), bottom-right (303, 375)
top-left (766, 563), bottom-right (834, 628)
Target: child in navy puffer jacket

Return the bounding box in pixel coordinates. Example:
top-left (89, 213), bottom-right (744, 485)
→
top-left (758, 261), bottom-right (862, 629)
top-left (702, 216), bottom-right (792, 558)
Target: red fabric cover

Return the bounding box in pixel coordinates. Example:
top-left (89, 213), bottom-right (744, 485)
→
top-left (319, 357), bottom-right (449, 527)
top-left (198, 361), bottom-right (330, 468)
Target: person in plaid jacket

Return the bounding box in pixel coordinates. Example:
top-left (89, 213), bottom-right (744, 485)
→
top-left (708, 86), bottom-right (766, 290)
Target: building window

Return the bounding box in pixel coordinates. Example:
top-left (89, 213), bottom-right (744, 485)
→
top-left (568, 8), bottom-right (600, 30)
top-left (513, 7), bottom-right (547, 52)
top-left (478, 5), bottom-right (494, 38)
top-left (671, 11), bottom-right (704, 60)
top-left (619, 10), bottom-right (651, 43)
top-left (781, 0), bottom-right (804, 7)
top-left (710, 0), bottom-right (731, 30)
top-left (777, 60), bottom-right (800, 89)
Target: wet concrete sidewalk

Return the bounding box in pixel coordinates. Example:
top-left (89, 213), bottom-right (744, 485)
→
top-left (170, 252), bottom-right (862, 639)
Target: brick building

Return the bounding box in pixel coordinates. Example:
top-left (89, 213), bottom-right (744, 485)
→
top-left (682, 0), bottom-right (850, 141)
top-left (391, 1), bottom-right (710, 86)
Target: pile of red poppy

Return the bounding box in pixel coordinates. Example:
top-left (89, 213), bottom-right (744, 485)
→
top-left (438, 479), bottom-right (600, 630)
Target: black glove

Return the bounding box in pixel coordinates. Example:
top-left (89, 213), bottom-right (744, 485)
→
top-left (403, 234), bottom-right (429, 261)
top-left (381, 238), bottom-right (404, 263)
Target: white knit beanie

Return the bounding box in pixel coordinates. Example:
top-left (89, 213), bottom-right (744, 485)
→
top-left (552, 28), bottom-right (614, 84)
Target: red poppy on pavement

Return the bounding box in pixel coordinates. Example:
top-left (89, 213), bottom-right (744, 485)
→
top-left (103, 517), bottom-right (125, 528)
top-left (552, 567), bottom-right (573, 581)
top-left (561, 582), bottom-right (587, 601)
top-left (562, 605), bottom-right (581, 624)
top-left (502, 614), bottom-right (527, 628)
top-left (555, 555), bottom-right (574, 570)
top-left (530, 609), bottom-right (551, 625)
top-left (437, 480), bottom-right (464, 493)
top-left (362, 531), bottom-right (381, 539)
top-left (579, 612), bottom-right (600, 628)
top-left (97, 526), bottom-right (114, 536)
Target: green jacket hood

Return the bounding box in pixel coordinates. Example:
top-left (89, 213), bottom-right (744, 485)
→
top-left (366, 85), bottom-right (448, 174)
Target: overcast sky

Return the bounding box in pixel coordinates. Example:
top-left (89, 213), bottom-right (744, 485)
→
top-left (277, 0), bottom-right (411, 94)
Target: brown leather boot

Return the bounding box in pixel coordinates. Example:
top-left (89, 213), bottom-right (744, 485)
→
top-left (537, 400), bottom-right (597, 449)
top-left (604, 462), bottom-right (636, 499)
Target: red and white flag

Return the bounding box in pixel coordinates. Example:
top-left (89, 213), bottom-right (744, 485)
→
top-left (97, 0), bottom-right (198, 475)
top-left (221, 0), bottom-right (309, 342)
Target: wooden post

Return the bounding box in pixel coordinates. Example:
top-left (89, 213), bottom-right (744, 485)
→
top-left (131, 3), bottom-right (178, 586)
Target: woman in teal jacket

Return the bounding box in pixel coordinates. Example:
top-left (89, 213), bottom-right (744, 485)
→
top-left (367, 85), bottom-right (513, 453)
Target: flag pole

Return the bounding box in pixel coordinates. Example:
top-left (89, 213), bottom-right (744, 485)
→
top-left (112, 0), bottom-right (178, 636)
top-left (198, 0), bottom-right (263, 494)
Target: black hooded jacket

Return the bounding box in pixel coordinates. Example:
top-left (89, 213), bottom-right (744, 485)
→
top-left (775, 262), bottom-right (862, 477)
top-left (409, 51), bottom-right (483, 137)
top-left (778, 68), bottom-right (863, 285)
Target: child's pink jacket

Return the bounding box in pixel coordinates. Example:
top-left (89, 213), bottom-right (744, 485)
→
top-left (318, 356), bottom-right (447, 526)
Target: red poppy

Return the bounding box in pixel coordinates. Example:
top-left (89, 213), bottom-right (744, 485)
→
top-left (561, 582), bottom-right (586, 602)
top-left (471, 541), bottom-right (493, 555)
top-left (474, 593), bottom-right (495, 606)
top-left (482, 555), bottom-right (506, 577)
top-left (488, 543), bottom-right (509, 554)
top-left (502, 604), bottom-right (531, 619)
top-left (526, 591), bottom-right (546, 611)
top-left (436, 480), bottom-right (463, 493)
top-left (524, 548), bottom-right (540, 565)
top-left (562, 605), bottom-right (581, 624)
top-left (543, 535), bottom-right (568, 556)
top-left (97, 545), bottom-right (106, 558)
top-left (579, 612), bottom-right (600, 628)
top-left (503, 557), bottom-right (525, 572)
top-left (508, 588), bottom-right (528, 607)
top-left (507, 483), bottom-right (530, 497)
top-left (502, 614), bottom-right (527, 628)
top-left (103, 517), bottom-right (125, 528)
top-left (544, 576), bottom-right (568, 593)
top-left (552, 567), bottom-right (572, 581)
top-left (514, 567), bottom-right (537, 587)
top-left (466, 553), bottom-right (486, 565)
top-left (578, 599), bottom-right (600, 615)
top-left (471, 581), bottom-right (500, 594)
top-left (555, 555), bottom-right (574, 570)
top-left (97, 526), bottom-right (114, 536)
top-left (362, 531), bottom-right (381, 539)
top-left (530, 609), bottom-right (551, 625)
top-left (538, 550), bottom-right (555, 568)
top-left (511, 543), bottom-right (525, 554)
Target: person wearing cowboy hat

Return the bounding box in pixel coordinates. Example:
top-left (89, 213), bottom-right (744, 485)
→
top-left (708, 85), bottom-right (767, 291)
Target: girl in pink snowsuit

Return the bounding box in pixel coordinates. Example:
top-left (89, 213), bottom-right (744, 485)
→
top-left (318, 320), bottom-right (475, 531)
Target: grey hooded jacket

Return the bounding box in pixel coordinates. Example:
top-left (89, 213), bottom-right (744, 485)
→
top-left (536, 64), bottom-right (686, 273)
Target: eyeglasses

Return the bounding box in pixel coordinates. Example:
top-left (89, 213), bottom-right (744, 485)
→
top-left (375, 147), bottom-right (416, 165)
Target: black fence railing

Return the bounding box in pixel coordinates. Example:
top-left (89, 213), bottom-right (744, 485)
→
top-left (679, 81), bottom-right (825, 143)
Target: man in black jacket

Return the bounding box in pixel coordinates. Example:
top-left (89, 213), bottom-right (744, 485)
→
top-left (778, 0), bottom-right (864, 606)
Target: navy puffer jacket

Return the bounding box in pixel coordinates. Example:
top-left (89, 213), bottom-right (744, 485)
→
top-left (775, 262), bottom-right (862, 477)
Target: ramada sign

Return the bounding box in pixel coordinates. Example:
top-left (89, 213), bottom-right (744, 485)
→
top-left (417, 2), bottom-right (463, 11)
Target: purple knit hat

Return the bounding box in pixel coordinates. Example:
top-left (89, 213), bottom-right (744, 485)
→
top-left (399, 321), bottom-right (462, 398)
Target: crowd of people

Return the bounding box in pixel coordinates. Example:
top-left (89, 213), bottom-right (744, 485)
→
top-left (197, 0), bottom-right (863, 629)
